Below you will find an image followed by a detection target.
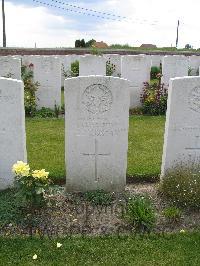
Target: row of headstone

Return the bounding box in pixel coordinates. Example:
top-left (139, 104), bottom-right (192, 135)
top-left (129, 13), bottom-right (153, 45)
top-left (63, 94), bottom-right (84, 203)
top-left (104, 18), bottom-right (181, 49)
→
top-left (1, 74), bottom-right (200, 191)
top-left (1, 54), bottom-right (200, 110)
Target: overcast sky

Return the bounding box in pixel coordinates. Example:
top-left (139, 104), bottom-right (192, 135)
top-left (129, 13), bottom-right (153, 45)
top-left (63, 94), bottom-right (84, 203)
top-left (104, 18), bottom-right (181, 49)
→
top-left (0, 0), bottom-right (199, 48)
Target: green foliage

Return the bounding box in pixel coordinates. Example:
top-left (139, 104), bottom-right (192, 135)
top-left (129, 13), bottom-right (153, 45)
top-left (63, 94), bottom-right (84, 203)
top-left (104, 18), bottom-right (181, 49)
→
top-left (75, 38), bottom-right (96, 48)
top-left (90, 46), bottom-right (103, 55)
top-left (35, 107), bottom-right (57, 118)
top-left (13, 162), bottom-right (51, 208)
top-left (140, 81), bottom-right (168, 115)
top-left (106, 59), bottom-right (116, 76)
top-left (85, 39), bottom-right (96, 47)
top-left (163, 206), bottom-right (182, 223)
top-left (21, 64), bottom-right (39, 117)
top-left (0, 189), bottom-right (22, 227)
top-left (151, 66), bottom-right (161, 79)
top-left (71, 60), bottom-right (79, 76)
top-left (75, 39), bottom-right (81, 48)
top-left (62, 60), bottom-right (79, 78)
top-left (80, 39), bottom-right (86, 48)
top-left (84, 190), bottom-right (113, 206)
top-left (124, 196), bottom-right (156, 232)
top-left (75, 39), bottom-right (86, 47)
top-left (185, 44), bottom-right (192, 49)
top-left (160, 164), bottom-right (200, 209)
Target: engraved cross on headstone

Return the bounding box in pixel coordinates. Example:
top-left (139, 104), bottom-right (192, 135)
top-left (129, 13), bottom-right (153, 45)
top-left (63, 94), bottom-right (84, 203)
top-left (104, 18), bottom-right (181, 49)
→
top-left (82, 139), bottom-right (110, 182)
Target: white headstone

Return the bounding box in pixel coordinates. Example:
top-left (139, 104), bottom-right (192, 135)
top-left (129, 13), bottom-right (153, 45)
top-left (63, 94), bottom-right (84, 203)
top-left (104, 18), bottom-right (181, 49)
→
top-left (79, 55), bottom-right (106, 76)
top-left (121, 55), bottom-right (151, 108)
top-left (65, 76), bottom-right (130, 192)
top-left (25, 56), bottom-right (61, 109)
top-left (0, 78), bottom-right (27, 190)
top-left (189, 56), bottom-right (200, 76)
top-left (161, 76), bottom-right (200, 176)
top-left (0, 56), bottom-right (21, 80)
top-left (103, 54), bottom-right (121, 77)
top-left (151, 55), bottom-right (163, 67)
top-left (162, 55), bottom-right (189, 86)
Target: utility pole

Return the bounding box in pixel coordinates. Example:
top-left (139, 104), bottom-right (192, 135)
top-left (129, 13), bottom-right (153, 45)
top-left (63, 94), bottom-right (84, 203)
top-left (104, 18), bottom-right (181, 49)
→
top-left (2, 0), bottom-right (6, 47)
top-left (176, 20), bottom-right (180, 48)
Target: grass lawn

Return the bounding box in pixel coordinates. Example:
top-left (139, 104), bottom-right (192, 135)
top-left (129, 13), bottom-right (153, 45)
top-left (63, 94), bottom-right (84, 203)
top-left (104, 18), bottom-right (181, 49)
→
top-left (0, 233), bottom-right (200, 265)
top-left (26, 116), bottom-right (165, 181)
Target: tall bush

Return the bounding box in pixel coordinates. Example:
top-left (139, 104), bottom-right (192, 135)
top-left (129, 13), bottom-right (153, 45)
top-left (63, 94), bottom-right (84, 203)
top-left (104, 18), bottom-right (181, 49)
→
top-left (21, 64), bottom-right (39, 117)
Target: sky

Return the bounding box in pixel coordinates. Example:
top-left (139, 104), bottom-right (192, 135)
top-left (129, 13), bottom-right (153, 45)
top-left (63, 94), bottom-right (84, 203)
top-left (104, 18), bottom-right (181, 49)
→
top-left (0, 0), bottom-right (199, 48)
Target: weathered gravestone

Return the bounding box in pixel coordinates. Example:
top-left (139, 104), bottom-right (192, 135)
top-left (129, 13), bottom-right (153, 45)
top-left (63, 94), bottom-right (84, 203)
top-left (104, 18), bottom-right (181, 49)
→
top-left (79, 55), bottom-right (106, 76)
top-left (161, 76), bottom-right (200, 176)
top-left (25, 56), bottom-right (61, 109)
top-left (121, 55), bottom-right (151, 108)
top-left (0, 78), bottom-right (27, 190)
top-left (65, 76), bottom-right (130, 192)
top-left (0, 56), bottom-right (21, 80)
top-left (162, 55), bottom-right (188, 86)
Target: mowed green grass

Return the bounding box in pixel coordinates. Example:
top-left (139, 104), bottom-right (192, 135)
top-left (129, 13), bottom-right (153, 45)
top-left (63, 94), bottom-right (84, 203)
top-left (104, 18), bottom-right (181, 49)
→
top-left (26, 116), bottom-right (165, 181)
top-left (0, 233), bottom-right (200, 265)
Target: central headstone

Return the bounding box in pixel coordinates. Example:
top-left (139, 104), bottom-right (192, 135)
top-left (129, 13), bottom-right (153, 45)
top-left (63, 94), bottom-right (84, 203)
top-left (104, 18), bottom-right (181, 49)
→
top-left (65, 76), bottom-right (130, 192)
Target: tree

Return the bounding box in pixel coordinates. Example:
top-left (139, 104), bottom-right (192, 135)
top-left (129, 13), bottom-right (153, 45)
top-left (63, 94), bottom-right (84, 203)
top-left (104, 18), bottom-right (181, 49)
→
top-left (2, 0), bottom-right (6, 47)
top-left (75, 39), bottom-right (81, 48)
top-left (185, 44), bottom-right (192, 49)
top-left (80, 39), bottom-right (86, 48)
top-left (85, 39), bottom-right (96, 47)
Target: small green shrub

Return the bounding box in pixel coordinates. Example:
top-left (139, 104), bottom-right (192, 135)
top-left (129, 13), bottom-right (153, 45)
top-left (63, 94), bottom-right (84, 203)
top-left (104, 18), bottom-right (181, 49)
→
top-left (151, 66), bottom-right (161, 79)
top-left (62, 60), bottom-right (79, 78)
top-left (71, 60), bottom-right (79, 77)
top-left (163, 206), bottom-right (182, 223)
top-left (106, 59), bottom-right (116, 76)
top-left (84, 190), bottom-right (113, 206)
top-left (124, 196), bottom-right (156, 232)
top-left (140, 81), bottom-right (168, 115)
top-left (21, 64), bottom-right (39, 117)
top-left (90, 46), bottom-right (102, 56)
top-left (160, 164), bottom-right (200, 209)
top-left (35, 107), bottom-right (56, 118)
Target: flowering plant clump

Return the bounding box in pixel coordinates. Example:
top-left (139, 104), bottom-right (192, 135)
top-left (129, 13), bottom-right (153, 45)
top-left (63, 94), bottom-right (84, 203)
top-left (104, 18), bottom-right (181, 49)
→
top-left (12, 161), bottom-right (51, 207)
top-left (140, 80), bottom-right (168, 115)
top-left (160, 163), bottom-right (200, 209)
top-left (21, 63), bottom-right (39, 117)
top-left (106, 59), bottom-right (116, 76)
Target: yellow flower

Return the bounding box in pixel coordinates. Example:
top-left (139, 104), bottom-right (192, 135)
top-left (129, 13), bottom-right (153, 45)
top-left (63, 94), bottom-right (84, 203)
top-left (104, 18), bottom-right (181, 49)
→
top-left (32, 169), bottom-right (49, 180)
top-left (32, 254), bottom-right (37, 260)
top-left (57, 242), bottom-right (62, 248)
top-left (180, 229), bottom-right (186, 233)
top-left (12, 161), bottom-right (30, 176)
